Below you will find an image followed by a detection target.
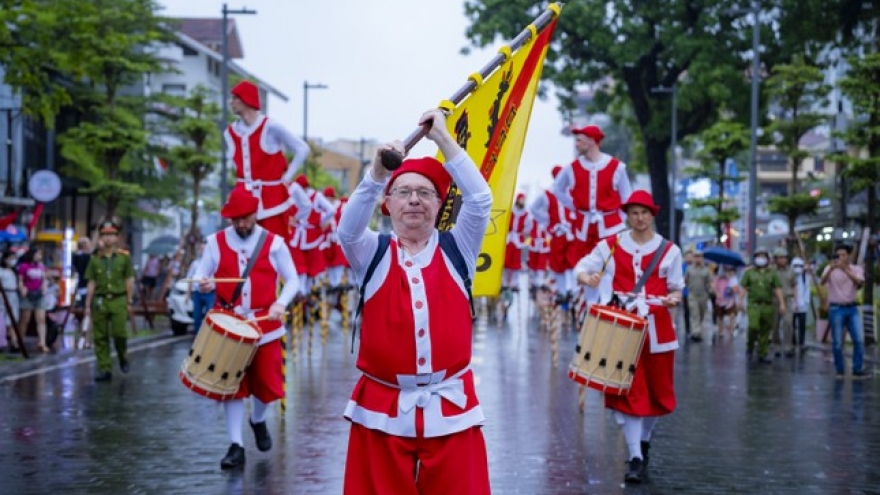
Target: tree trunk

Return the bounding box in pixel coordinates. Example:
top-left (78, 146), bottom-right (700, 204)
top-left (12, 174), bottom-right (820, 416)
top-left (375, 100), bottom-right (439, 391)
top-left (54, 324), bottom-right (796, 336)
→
top-left (717, 166), bottom-right (726, 244)
top-left (645, 137), bottom-right (672, 241)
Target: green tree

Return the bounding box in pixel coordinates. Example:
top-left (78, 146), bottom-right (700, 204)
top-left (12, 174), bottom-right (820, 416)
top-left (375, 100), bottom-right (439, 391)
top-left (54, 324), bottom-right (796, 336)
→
top-left (462, 0), bottom-right (867, 239)
top-left (764, 55), bottom-right (831, 239)
top-left (830, 53), bottom-right (880, 334)
top-left (685, 120), bottom-right (750, 244)
top-left (159, 85), bottom-right (222, 261)
top-left (299, 147), bottom-right (341, 194)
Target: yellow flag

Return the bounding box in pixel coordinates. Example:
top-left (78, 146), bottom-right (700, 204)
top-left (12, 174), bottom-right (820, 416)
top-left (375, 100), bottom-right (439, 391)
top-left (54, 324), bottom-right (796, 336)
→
top-left (436, 18), bottom-right (558, 297)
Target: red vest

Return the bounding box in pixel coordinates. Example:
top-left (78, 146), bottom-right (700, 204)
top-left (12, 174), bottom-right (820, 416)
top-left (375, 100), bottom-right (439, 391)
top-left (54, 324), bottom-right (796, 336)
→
top-left (529, 222), bottom-right (550, 253)
top-left (226, 117), bottom-right (291, 217)
top-left (610, 239), bottom-right (677, 347)
top-left (213, 230), bottom-right (279, 334)
top-left (507, 208), bottom-right (529, 245)
top-left (570, 157), bottom-right (623, 213)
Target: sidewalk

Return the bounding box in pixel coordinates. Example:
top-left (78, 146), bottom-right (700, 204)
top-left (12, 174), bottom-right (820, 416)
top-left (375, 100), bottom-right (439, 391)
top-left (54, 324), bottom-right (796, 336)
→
top-left (0, 321), bottom-right (179, 381)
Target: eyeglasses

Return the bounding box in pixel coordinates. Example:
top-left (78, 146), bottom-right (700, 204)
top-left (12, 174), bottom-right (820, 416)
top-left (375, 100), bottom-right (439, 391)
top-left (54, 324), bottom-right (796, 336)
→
top-left (389, 187), bottom-right (438, 200)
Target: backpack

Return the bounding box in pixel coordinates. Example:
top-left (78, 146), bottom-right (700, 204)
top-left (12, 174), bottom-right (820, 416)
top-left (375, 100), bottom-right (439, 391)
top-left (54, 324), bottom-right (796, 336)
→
top-left (351, 231), bottom-right (475, 352)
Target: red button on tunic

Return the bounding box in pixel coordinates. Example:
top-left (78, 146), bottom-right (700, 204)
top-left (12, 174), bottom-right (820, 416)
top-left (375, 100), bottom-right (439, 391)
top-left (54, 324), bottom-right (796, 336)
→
top-left (415, 301), bottom-right (424, 309)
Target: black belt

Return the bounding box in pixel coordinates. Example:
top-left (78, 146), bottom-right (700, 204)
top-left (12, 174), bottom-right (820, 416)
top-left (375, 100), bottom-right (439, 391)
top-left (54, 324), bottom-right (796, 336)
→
top-left (829, 302), bottom-right (857, 307)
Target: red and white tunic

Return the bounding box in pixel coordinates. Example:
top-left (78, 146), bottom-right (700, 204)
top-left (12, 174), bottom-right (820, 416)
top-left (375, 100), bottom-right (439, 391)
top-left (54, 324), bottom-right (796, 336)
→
top-left (552, 154), bottom-right (632, 242)
top-left (195, 225), bottom-right (299, 343)
top-left (529, 190), bottom-right (583, 273)
top-left (504, 207), bottom-right (531, 270)
top-left (225, 115), bottom-right (309, 221)
top-left (323, 199), bottom-right (349, 268)
top-left (527, 221), bottom-right (550, 271)
top-left (337, 152), bottom-right (492, 438)
top-left (575, 232), bottom-right (683, 416)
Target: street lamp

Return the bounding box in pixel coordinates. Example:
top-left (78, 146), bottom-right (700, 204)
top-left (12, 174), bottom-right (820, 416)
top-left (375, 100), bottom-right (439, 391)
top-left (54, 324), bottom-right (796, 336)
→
top-left (651, 83), bottom-right (677, 244)
top-left (219, 3), bottom-right (257, 205)
top-left (303, 81), bottom-right (328, 183)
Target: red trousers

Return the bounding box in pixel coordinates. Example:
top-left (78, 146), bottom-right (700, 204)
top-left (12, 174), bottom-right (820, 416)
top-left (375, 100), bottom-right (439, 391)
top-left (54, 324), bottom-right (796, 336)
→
top-left (343, 423), bottom-right (491, 495)
top-left (569, 222), bottom-right (602, 267)
top-left (231, 340), bottom-right (284, 402)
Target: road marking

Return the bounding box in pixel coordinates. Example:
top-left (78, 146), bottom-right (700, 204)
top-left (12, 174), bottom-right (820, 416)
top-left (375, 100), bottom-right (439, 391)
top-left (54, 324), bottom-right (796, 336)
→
top-left (0, 336), bottom-right (189, 383)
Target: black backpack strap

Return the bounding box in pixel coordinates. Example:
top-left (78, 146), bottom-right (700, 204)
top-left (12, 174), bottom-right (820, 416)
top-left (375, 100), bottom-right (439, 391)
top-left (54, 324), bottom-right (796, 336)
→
top-left (438, 231), bottom-right (475, 319)
top-left (352, 233), bottom-right (391, 352)
top-left (216, 230), bottom-right (269, 310)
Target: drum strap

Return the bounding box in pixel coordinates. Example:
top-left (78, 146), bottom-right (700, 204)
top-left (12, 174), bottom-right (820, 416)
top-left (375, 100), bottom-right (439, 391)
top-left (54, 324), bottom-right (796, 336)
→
top-left (621, 239), bottom-right (669, 307)
top-left (351, 232), bottom-right (473, 353)
top-left (216, 230), bottom-right (269, 310)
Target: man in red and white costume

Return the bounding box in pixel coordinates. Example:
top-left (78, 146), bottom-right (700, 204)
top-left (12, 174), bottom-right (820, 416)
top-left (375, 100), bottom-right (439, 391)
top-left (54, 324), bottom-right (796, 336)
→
top-left (193, 184), bottom-right (299, 470)
top-left (226, 80), bottom-right (311, 240)
top-left (575, 189), bottom-right (682, 484)
top-left (529, 165), bottom-right (582, 302)
top-left (321, 186), bottom-right (350, 290)
top-left (553, 124), bottom-right (632, 265)
top-left (288, 174), bottom-right (336, 294)
top-left (526, 219), bottom-right (550, 294)
top-left (503, 193), bottom-right (531, 291)
top-left (337, 109), bottom-right (492, 494)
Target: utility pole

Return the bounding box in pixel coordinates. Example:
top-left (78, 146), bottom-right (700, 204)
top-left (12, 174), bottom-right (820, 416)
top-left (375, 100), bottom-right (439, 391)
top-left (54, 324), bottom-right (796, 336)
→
top-left (303, 81), bottom-right (328, 183)
top-left (219, 4), bottom-right (257, 205)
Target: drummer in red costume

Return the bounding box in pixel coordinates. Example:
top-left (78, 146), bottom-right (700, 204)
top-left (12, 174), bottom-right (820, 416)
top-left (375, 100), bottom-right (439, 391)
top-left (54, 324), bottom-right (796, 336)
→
top-left (526, 219), bottom-right (550, 294)
top-left (502, 193), bottom-right (531, 292)
top-left (337, 109), bottom-right (492, 494)
top-left (553, 125), bottom-right (632, 268)
top-left (575, 190), bottom-right (683, 484)
top-left (226, 80), bottom-right (311, 239)
top-left (529, 165), bottom-right (581, 301)
top-left (193, 184), bottom-right (299, 470)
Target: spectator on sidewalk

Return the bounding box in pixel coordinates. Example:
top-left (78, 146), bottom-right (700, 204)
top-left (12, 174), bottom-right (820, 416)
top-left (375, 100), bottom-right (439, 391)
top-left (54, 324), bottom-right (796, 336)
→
top-left (713, 265), bottom-right (741, 340)
top-left (772, 247), bottom-right (796, 357)
top-left (0, 250), bottom-right (20, 351)
top-left (685, 250), bottom-right (712, 342)
top-left (791, 257), bottom-right (812, 352)
top-left (17, 247), bottom-right (50, 353)
top-left (185, 239), bottom-right (214, 333)
top-left (819, 244), bottom-right (868, 379)
top-left (141, 253), bottom-right (160, 300)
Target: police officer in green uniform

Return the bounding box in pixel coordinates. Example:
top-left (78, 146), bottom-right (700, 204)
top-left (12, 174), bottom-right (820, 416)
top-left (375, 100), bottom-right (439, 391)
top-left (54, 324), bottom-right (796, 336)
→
top-left (84, 220), bottom-right (135, 382)
top-left (739, 247), bottom-right (786, 363)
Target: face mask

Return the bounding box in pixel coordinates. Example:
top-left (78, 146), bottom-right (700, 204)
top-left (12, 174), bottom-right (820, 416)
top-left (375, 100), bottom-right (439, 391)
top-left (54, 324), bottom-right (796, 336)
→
top-left (755, 257), bottom-right (768, 267)
top-left (793, 266), bottom-right (804, 274)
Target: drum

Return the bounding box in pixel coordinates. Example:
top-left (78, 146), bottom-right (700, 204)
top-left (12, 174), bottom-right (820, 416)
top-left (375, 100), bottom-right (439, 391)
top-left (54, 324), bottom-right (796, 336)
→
top-left (568, 304), bottom-right (647, 395)
top-left (179, 309), bottom-right (261, 400)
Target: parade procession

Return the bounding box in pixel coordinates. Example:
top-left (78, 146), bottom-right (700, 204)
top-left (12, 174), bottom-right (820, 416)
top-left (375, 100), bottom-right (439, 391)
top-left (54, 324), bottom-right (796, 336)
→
top-left (1, 1), bottom-right (880, 494)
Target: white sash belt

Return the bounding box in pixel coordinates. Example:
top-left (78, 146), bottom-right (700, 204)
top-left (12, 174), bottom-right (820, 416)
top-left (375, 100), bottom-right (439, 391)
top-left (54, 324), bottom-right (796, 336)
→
top-left (363, 366), bottom-right (470, 414)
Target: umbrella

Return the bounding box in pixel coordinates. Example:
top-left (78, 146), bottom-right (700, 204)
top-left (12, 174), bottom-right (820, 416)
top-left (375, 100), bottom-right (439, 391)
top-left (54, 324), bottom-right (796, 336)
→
top-left (0, 224), bottom-right (28, 243)
top-left (701, 246), bottom-right (746, 267)
top-left (144, 236), bottom-right (180, 256)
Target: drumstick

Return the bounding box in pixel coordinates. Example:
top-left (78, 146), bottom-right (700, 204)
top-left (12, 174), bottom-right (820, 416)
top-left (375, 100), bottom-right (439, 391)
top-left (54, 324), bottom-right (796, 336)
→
top-left (250, 314), bottom-right (288, 323)
top-left (179, 278), bottom-right (245, 283)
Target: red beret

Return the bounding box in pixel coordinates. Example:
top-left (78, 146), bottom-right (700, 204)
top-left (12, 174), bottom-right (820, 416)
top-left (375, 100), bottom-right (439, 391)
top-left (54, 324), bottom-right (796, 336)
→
top-left (622, 190), bottom-right (660, 216)
top-left (572, 125), bottom-right (605, 144)
top-left (231, 80), bottom-right (261, 110)
top-left (99, 220), bottom-right (120, 234)
top-left (295, 174), bottom-right (310, 189)
top-left (551, 165), bottom-right (563, 178)
top-left (323, 186), bottom-right (336, 199)
top-left (221, 184), bottom-right (260, 219)
top-left (515, 193), bottom-right (526, 202)
top-left (381, 156), bottom-right (451, 216)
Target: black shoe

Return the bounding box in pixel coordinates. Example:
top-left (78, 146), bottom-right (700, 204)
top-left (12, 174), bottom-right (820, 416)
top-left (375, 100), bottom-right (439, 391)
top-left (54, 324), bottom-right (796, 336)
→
top-left (94, 371), bottom-right (112, 382)
top-left (625, 457), bottom-right (645, 483)
top-left (641, 441), bottom-right (651, 467)
top-left (758, 356), bottom-right (773, 364)
top-left (250, 420), bottom-right (272, 452)
top-left (120, 359), bottom-right (130, 374)
top-left (690, 335), bottom-right (703, 343)
top-left (220, 443), bottom-right (246, 470)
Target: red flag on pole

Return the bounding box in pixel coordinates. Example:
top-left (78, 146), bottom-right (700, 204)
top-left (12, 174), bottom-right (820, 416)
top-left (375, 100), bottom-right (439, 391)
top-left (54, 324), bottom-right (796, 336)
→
top-left (0, 210), bottom-right (18, 230)
top-left (27, 203), bottom-right (43, 238)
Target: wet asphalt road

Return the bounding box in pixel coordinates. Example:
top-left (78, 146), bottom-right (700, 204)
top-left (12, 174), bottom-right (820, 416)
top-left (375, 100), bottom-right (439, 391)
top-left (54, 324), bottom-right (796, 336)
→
top-left (1, 297), bottom-right (878, 495)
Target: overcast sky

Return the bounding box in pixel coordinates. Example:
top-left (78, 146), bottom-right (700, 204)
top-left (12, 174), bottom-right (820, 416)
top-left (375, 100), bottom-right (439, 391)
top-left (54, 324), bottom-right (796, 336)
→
top-left (160, 0), bottom-right (574, 197)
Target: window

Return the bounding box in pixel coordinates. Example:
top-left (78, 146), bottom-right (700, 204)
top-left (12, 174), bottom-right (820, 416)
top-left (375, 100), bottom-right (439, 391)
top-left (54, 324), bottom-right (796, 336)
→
top-left (162, 84), bottom-right (187, 97)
